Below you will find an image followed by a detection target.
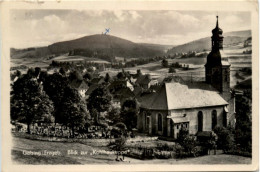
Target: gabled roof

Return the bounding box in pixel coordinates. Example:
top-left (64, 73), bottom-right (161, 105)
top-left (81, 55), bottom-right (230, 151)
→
top-left (112, 87), bottom-right (135, 103)
top-left (85, 84), bottom-right (99, 95)
top-left (91, 77), bottom-right (104, 84)
top-left (139, 82), bottom-right (228, 110)
top-left (70, 80), bottom-right (89, 90)
top-left (113, 87), bottom-right (134, 98)
top-left (133, 86), bottom-right (143, 96)
top-left (136, 75), bottom-right (151, 85)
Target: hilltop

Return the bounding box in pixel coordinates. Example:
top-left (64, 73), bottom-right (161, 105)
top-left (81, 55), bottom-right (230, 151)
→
top-left (11, 34), bottom-right (167, 61)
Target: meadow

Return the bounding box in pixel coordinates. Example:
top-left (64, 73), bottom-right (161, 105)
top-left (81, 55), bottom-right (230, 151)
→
top-left (12, 135), bottom-right (251, 164)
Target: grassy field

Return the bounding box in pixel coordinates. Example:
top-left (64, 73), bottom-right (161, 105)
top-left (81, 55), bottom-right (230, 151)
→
top-left (12, 136), bottom-right (251, 165)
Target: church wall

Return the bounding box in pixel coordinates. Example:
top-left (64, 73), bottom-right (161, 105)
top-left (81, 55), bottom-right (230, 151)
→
top-left (137, 108), bottom-right (169, 136)
top-left (221, 92), bottom-right (236, 127)
top-left (138, 105), bottom-right (227, 137)
top-left (168, 106), bottom-right (225, 135)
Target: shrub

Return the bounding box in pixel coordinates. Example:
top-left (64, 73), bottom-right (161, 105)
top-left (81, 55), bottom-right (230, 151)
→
top-left (174, 143), bottom-right (186, 158)
top-left (176, 128), bottom-right (198, 158)
top-left (156, 143), bottom-right (174, 151)
top-left (177, 127), bottom-right (189, 144)
top-left (154, 150), bottom-right (174, 159)
top-left (182, 135), bottom-right (198, 156)
top-left (214, 127), bottom-right (235, 153)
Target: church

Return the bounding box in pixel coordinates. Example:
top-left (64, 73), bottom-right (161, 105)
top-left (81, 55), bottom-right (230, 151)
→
top-left (137, 16), bottom-right (236, 138)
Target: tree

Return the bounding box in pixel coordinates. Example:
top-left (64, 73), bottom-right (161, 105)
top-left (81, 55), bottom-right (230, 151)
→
top-left (11, 74), bottom-right (54, 134)
top-left (41, 73), bottom-right (69, 123)
top-left (39, 71), bottom-right (48, 83)
top-left (235, 94), bottom-right (252, 152)
top-left (104, 73), bottom-right (111, 83)
top-left (34, 67), bottom-right (41, 78)
top-left (136, 69), bottom-right (142, 77)
top-left (27, 68), bottom-right (35, 78)
top-left (87, 85), bottom-right (112, 124)
top-left (59, 86), bottom-right (90, 137)
top-left (177, 127), bottom-right (189, 144)
top-left (214, 127), bottom-right (235, 153)
top-left (177, 127), bottom-right (198, 157)
top-left (83, 72), bottom-right (92, 80)
top-left (107, 107), bottom-right (121, 125)
top-left (161, 59), bottom-right (168, 68)
top-left (69, 70), bottom-right (83, 81)
top-left (15, 70), bottom-right (21, 77)
top-left (120, 99), bottom-right (139, 130)
top-left (169, 67), bottom-right (176, 73)
top-left (117, 72), bottom-right (125, 80)
top-left (59, 67), bottom-right (66, 76)
top-left (11, 70), bottom-right (21, 81)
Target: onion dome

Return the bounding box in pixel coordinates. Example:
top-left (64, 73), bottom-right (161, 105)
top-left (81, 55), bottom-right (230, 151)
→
top-left (212, 16), bottom-right (223, 35)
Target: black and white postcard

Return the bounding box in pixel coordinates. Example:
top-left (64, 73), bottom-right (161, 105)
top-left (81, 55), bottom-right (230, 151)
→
top-left (1, 1), bottom-right (258, 171)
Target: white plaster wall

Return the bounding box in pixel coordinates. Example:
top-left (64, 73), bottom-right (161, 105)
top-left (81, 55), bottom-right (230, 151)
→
top-left (169, 106), bottom-right (225, 135)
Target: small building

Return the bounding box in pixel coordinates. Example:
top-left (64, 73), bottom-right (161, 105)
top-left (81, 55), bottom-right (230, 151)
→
top-left (85, 84), bottom-right (99, 99)
top-left (91, 77), bottom-right (105, 85)
top-left (69, 80), bottom-right (89, 97)
top-left (135, 74), bottom-right (158, 89)
top-left (108, 79), bottom-right (134, 93)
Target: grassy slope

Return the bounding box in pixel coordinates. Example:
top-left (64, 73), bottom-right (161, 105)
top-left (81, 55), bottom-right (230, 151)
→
top-left (12, 136), bottom-right (251, 164)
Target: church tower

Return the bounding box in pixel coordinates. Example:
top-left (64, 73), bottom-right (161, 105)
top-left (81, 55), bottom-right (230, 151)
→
top-left (205, 16), bottom-right (236, 127)
top-left (205, 16), bottom-right (230, 93)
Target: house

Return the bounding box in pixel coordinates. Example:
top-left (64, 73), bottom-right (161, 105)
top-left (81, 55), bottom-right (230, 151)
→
top-left (111, 87), bottom-right (135, 106)
top-left (85, 84), bottom-right (99, 99)
top-left (90, 77), bottom-right (105, 85)
top-left (108, 79), bottom-right (134, 93)
top-left (135, 74), bottom-right (158, 89)
top-left (69, 80), bottom-right (89, 97)
top-left (137, 16), bottom-right (236, 139)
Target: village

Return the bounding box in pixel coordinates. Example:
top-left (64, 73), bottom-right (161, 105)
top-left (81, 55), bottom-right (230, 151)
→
top-left (10, 16), bottom-right (252, 164)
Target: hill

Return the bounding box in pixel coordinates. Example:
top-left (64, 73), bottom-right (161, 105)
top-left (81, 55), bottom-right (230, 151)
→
top-left (167, 30), bottom-right (251, 55)
top-left (137, 43), bottom-right (173, 52)
top-left (11, 34), bottom-right (165, 61)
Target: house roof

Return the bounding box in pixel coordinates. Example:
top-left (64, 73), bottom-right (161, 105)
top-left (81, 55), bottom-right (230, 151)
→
top-left (136, 75), bottom-right (151, 85)
top-left (91, 77), bottom-right (104, 84)
top-left (167, 116), bottom-right (189, 124)
top-left (70, 80), bottom-right (88, 90)
top-left (85, 84), bottom-right (99, 95)
top-left (133, 86), bottom-right (143, 96)
top-left (113, 87), bottom-right (134, 98)
top-left (139, 82), bottom-right (228, 110)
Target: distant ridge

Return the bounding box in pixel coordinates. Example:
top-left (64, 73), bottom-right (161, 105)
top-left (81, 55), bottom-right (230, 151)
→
top-left (167, 30), bottom-right (251, 54)
top-left (11, 30), bottom-right (251, 60)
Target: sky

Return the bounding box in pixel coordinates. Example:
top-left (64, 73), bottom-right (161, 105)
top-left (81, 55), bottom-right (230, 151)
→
top-left (10, 10), bottom-right (251, 49)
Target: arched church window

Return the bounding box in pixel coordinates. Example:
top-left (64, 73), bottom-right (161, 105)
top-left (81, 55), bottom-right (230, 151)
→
top-left (158, 114), bottom-right (162, 131)
top-left (198, 111), bottom-right (203, 132)
top-left (212, 110), bottom-right (217, 130)
top-left (223, 112), bottom-right (227, 127)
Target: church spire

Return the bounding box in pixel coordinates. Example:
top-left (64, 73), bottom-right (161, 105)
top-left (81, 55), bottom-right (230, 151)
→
top-left (216, 15), bottom-right (219, 28)
top-left (211, 16), bottom-right (223, 50)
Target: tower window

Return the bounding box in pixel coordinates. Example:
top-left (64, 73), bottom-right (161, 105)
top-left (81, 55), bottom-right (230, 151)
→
top-left (158, 114), bottom-right (162, 132)
top-left (212, 110), bottom-right (217, 130)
